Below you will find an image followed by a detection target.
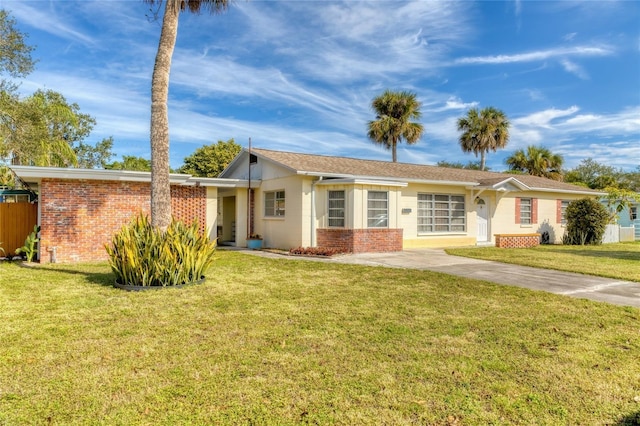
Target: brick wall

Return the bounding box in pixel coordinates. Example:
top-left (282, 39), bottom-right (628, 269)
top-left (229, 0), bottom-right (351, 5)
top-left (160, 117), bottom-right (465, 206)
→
top-left (494, 233), bottom-right (541, 248)
top-left (316, 228), bottom-right (403, 253)
top-left (39, 179), bottom-right (206, 263)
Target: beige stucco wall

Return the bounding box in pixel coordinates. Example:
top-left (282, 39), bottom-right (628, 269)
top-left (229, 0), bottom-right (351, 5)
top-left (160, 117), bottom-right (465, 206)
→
top-left (253, 175), bottom-right (305, 249)
top-left (205, 187), bottom-right (218, 241)
top-left (491, 192), bottom-right (591, 244)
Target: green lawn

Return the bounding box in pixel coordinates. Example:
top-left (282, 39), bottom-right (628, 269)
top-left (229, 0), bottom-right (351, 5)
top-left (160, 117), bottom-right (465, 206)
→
top-left (446, 242), bottom-right (640, 282)
top-left (1, 250), bottom-right (639, 425)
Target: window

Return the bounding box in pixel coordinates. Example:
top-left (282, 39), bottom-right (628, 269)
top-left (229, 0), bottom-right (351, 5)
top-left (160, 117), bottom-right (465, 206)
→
top-left (367, 191), bottom-right (388, 228)
top-left (417, 193), bottom-right (466, 233)
top-left (631, 206), bottom-right (638, 221)
top-left (561, 200), bottom-right (570, 225)
top-left (520, 198), bottom-right (532, 225)
top-left (264, 190), bottom-right (285, 217)
top-left (328, 190), bottom-right (345, 227)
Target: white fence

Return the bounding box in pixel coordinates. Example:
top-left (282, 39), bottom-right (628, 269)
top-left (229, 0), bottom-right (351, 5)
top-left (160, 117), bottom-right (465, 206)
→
top-left (602, 224), bottom-right (636, 243)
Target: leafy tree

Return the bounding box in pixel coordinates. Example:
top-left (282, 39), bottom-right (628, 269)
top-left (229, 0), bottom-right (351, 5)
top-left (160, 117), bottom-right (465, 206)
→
top-left (505, 145), bottom-right (564, 180)
top-left (436, 160), bottom-right (488, 171)
top-left (144, 0), bottom-right (230, 230)
top-left (563, 198), bottom-right (610, 245)
top-left (457, 107), bottom-right (510, 171)
top-left (367, 90), bottom-right (424, 163)
top-left (564, 158), bottom-right (623, 190)
top-left (74, 137), bottom-right (114, 169)
top-left (0, 89), bottom-right (100, 166)
top-left (0, 9), bottom-right (36, 90)
top-left (178, 138), bottom-right (241, 177)
top-left (106, 155), bottom-right (152, 172)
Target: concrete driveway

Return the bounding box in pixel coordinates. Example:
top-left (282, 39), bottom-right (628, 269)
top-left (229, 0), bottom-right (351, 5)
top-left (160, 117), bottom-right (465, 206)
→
top-left (234, 247), bottom-right (640, 308)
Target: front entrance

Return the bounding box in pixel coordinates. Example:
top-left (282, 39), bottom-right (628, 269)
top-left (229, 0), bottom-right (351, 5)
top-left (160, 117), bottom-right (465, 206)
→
top-left (475, 198), bottom-right (489, 242)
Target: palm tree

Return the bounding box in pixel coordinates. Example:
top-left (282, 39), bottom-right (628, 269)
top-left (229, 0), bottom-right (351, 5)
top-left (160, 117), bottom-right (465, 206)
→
top-left (457, 107), bottom-right (510, 171)
top-left (144, 0), bottom-right (229, 230)
top-left (505, 145), bottom-right (564, 180)
top-left (367, 90), bottom-right (424, 163)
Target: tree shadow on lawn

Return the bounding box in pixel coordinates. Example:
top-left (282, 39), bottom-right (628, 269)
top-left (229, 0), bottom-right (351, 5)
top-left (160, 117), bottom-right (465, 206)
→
top-left (614, 411), bottom-right (640, 425)
top-left (541, 247), bottom-right (640, 261)
top-left (20, 263), bottom-right (114, 288)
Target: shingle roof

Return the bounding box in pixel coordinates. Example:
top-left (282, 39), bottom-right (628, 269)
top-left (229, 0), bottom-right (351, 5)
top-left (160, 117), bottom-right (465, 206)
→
top-left (250, 148), bottom-right (603, 194)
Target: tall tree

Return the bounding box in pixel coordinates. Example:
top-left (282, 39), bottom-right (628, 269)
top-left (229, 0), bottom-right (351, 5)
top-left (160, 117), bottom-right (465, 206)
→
top-left (178, 138), bottom-right (241, 177)
top-left (367, 90), bottom-right (424, 163)
top-left (75, 137), bottom-right (114, 169)
top-left (144, 0), bottom-right (230, 230)
top-left (505, 145), bottom-right (564, 180)
top-left (0, 89), bottom-right (99, 166)
top-left (564, 158), bottom-right (624, 189)
top-left (0, 9), bottom-right (36, 90)
top-left (457, 107), bottom-right (510, 171)
top-left (105, 155), bottom-right (152, 172)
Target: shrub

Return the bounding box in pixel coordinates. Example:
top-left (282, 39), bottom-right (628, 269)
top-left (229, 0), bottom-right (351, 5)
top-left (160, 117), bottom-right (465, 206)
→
top-left (15, 225), bottom-right (40, 262)
top-left (563, 198), bottom-right (609, 245)
top-left (105, 214), bottom-right (217, 287)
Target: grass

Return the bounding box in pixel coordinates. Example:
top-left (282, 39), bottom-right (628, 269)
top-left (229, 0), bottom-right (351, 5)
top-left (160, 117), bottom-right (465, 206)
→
top-left (1, 250), bottom-right (639, 425)
top-left (446, 242), bottom-right (640, 282)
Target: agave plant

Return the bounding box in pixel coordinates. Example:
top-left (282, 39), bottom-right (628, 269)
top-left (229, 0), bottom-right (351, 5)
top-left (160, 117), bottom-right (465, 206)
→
top-left (105, 214), bottom-right (217, 287)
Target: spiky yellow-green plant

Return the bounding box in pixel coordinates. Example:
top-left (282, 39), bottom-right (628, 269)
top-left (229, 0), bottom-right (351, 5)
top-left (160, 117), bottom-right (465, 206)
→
top-left (105, 214), bottom-right (217, 287)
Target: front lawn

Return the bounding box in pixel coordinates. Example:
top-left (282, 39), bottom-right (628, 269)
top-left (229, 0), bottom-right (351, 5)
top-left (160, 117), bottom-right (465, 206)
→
top-left (1, 250), bottom-right (639, 425)
top-left (446, 242), bottom-right (640, 282)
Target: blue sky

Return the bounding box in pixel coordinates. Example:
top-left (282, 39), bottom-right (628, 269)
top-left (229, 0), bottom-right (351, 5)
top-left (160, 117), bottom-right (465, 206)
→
top-left (2, 0), bottom-right (639, 171)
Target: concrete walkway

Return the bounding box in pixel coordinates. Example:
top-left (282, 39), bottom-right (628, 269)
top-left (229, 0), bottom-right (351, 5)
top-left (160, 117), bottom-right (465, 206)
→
top-left (229, 247), bottom-right (640, 308)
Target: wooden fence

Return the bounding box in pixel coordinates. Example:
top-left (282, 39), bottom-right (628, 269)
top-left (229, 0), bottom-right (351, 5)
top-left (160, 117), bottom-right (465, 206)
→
top-left (0, 202), bottom-right (38, 256)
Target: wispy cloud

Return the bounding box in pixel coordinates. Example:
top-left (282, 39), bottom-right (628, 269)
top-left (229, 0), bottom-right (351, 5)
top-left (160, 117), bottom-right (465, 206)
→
top-left (455, 46), bottom-right (613, 65)
top-left (560, 59), bottom-right (589, 79)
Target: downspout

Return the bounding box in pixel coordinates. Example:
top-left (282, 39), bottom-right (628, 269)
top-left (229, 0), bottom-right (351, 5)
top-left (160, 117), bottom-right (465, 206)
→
top-left (310, 176), bottom-right (323, 247)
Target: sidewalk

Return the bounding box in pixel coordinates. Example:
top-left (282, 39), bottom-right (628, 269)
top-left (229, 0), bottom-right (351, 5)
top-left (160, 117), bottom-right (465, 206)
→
top-left (227, 247), bottom-right (640, 308)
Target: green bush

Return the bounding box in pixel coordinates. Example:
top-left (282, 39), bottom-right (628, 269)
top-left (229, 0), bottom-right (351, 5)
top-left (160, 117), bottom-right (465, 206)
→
top-left (16, 225), bottom-right (40, 262)
top-left (563, 198), bottom-right (609, 245)
top-left (105, 214), bottom-right (217, 287)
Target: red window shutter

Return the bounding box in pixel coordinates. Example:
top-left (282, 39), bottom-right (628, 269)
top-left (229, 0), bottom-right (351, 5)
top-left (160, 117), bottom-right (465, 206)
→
top-left (515, 198), bottom-right (521, 224)
top-left (556, 199), bottom-right (562, 223)
top-left (532, 198), bottom-right (538, 224)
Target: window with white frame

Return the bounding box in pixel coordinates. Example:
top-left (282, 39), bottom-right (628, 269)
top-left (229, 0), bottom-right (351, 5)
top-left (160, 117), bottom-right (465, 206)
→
top-left (418, 193), bottom-right (466, 233)
top-left (520, 198), bottom-right (532, 225)
top-left (367, 191), bottom-right (388, 228)
top-left (328, 190), bottom-right (345, 227)
top-left (561, 200), bottom-right (570, 225)
top-left (631, 206), bottom-right (638, 221)
top-left (264, 190), bottom-right (285, 217)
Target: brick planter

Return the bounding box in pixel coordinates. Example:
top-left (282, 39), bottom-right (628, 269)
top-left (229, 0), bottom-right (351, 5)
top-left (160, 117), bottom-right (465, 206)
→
top-left (494, 233), bottom-right (541, 248)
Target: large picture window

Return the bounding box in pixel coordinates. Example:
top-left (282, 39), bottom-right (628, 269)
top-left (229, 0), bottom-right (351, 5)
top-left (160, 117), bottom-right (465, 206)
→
top-left (328, 190), bottom-right (345, 227)
top-left (417, 194), bottom-right (465, 233)
top-left (367, 191), bottom-right (388, 228)
top-left (265, 190), bottom-right (285, 217)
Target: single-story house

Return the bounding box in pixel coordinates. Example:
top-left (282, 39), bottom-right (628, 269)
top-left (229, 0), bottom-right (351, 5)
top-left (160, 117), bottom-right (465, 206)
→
top-left (9, 148), bottom-right (605, 263)
top-left (218, 148), bottom-right (605, 252)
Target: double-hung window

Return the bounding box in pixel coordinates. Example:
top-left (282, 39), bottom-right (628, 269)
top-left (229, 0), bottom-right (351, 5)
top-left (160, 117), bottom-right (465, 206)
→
top-left (418, 193), bottom-right (465, 233)
top-left (561, 200), bottom-right (570, 225)
top-left (367, 191), bottom-right (388, 228)
top-left (265, 190), bottom-right (285, 217)
top-left (328, 190), bottom-right (345, 227)
top-left (520, 198), bottom-right (532, 225)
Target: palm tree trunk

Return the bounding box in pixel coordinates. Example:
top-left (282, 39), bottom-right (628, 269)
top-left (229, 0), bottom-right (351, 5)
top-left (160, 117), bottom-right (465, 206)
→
top-left (480, 151), bottom-right (486, 171)
top-left (149, 1), bottom-right (179, 231)
top-left (392, 142), bottom-right (397, 163)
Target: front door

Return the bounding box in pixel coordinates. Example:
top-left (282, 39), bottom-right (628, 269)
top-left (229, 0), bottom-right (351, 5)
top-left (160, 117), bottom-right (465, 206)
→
top-left (476, 198), bottom-right (488, 242)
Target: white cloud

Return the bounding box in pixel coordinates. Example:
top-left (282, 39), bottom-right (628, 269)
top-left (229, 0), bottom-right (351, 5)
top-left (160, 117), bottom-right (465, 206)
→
top-left (560, 59), bottom-right (589, 79)
top-left (456, 46), bottom-right (613, 65)
top-left (513, 106), bottom-right (580, 128)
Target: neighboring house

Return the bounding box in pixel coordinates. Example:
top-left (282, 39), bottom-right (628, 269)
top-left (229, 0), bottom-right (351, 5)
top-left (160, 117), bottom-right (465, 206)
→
top-left (218, 148), bottom-right (604, 252)
top-left (615, 200), bottom-right (640, 241)
top-left (7, 148), bottom-right (607, 263)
